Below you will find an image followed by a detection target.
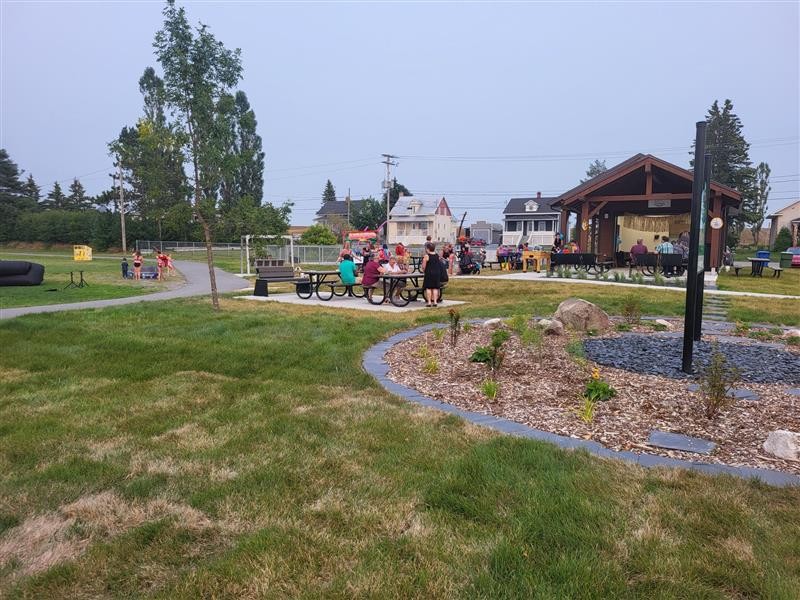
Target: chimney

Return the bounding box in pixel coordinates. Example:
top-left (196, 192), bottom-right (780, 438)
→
top-left (537, 191), bottom-right (541, 199)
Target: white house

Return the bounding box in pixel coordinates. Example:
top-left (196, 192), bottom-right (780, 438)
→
top-left (387, 197), bottom-right (458, 245)
top-left (502, 192), bottom-right (560, 247)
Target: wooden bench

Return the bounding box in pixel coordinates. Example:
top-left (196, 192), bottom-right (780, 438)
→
top-left (254, 266), bottom-right (308, 297)
top-left (551, 253), bottom-right (610, 273)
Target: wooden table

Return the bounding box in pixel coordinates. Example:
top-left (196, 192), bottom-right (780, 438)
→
top-left (521, 250), bottom-right (550, 272)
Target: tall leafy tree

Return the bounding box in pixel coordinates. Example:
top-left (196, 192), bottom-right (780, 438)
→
top-left (322, 179), bottom-right (337, 204)
top-left (43, 181), bottom-right (67, 210)
top-left (692, 99), bottom-right (755, 239)
top-left (153, 0), bottom-right (243, 309)
top-left (66, 178), bottom-right (92, 210)
top-left (581, 159), bottom-right (607, 183)
top-left (233, 91), bottom-right (264, 205)
top-left (747, 162), bottom-right (770, 247)
top-left (351, 197), bottom-right (385, 231)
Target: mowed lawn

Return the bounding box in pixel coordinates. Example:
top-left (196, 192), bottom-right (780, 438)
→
top-left (716, 265), bottom-right (800, 297)
top-left (1, 286), bottom-right (799, 598)
top-left (0, 252), bottom-right (180, 309)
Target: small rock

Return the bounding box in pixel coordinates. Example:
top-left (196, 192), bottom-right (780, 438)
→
top-left (763, 430), bottom-right (800, 462)
top-left (553, 298), bottom-right (610, 332)
top-left (537, 319), bottom-right (553, 328)
top-left (544, 319), bottom-right (565, 336)
top-left (655, 319), bottom-right (673, 330)
top-left (483, 318), bottom-right (504, 329)
top-left (784, 329), bottom-right (800, 339)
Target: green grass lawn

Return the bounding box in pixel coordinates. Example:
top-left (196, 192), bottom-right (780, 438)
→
top-left (716, 265), bottom-right (800, 296)
top-left (1, 289), bottom-right (799, 597)
top-left (0, 252), bottom-right (180, 309)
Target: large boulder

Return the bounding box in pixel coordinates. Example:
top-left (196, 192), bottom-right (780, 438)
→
top-left (763, 430), bottom-right (800, 462)
top-left (553, 298), bottom-right (610, 332)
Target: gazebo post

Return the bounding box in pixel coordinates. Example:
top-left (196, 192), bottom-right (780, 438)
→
top-left (579, 202), bottom-right (590, 251)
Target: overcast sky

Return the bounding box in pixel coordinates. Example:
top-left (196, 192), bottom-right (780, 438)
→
top-left (2, 0), bottom-right (798, 225)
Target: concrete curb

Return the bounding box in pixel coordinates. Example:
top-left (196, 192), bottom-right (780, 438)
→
top-left (362, 323), bottom-right (800, 488)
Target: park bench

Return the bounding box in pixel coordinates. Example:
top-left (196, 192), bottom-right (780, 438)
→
top-left (630, 253), bottom-right (684, 276)
top-left (141, 266), bottom-right (158, 280)
top-left (551, 253), bottom-right (610, 273)
top-left (767, 266), bottom-right (783, 278)
top-left (254, 265), bottom-right (309, 297)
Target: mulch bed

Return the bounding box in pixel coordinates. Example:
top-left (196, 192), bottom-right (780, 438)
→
top-left (385, 321), bottom-right (800, 475)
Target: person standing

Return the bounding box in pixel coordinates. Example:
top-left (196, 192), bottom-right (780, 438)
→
top-left (132, 251), bottom-right (143, 281)
top-left (421, 242), bottom-right (441, 307)
top-left (553, 232), bottom-right (564, 253)
top-left (121, 257), bottom-right (129, 279)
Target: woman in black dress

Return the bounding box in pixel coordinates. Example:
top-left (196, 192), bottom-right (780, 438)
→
top-left (421, 241), bottom-right (441, 307)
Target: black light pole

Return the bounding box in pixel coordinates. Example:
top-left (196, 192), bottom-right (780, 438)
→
top-left (682, 121), bottom-right (707, 373)
top-left (693, 152), bottom-right (713, 342)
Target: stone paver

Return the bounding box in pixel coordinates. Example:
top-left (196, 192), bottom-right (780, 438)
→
top-left (647, 430), bottom-right (717, 454)
top-left (0, 261), bottom-right (249, 320)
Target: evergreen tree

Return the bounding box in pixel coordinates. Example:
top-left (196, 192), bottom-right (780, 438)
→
top-left (747, 162), bottom-right (770, 247)
top-left (382, 178), bottom-right (411, 211)
top-left (233, 91), bottom-right (264, 205)
top-left (23, 174), bottom-right (41, 203)
top-left (773, 226), bottom-right (793, 252)
top-left (43, 181), bottom-right (67, 210)
top-left (351, 197), bottom-right (385, 231)
top-left (0, 149), bottom-right (33, 242)
top-left (692, 99), bottom-right (755, 239)
top-left (322, 179), bottom-right (337, 204)
top-left (154, 0), bottom-right (244, 310)
top-left (581, 159), bottom-right (607, 183)
top-left (66, 178), bottom-right (92, 210)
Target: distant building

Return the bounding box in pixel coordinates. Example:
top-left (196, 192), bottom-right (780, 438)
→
top-left (501, 192), bottom-right (560, 247)
top-left (287, 225), bottom-right (310, 240)
top-left (767, 200), bottom-right (800, 248)
top-left (387, 197), bottom-right (457, 245)
top-left (314, 199), bottom-right (365, 229)
top-left (469, 220), bottom-right (503, 245)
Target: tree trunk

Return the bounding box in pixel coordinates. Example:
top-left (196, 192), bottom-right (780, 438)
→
top-left (188, 116), bottom-right (220, 310)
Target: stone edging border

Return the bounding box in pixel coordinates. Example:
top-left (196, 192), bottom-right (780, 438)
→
top-left (362, 322), bottom-right (800, 488)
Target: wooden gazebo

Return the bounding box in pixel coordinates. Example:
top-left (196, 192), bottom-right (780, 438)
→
top-left (552, 154), bottom-right (741, 269)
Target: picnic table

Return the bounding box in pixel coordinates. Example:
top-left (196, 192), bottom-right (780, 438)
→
top-left (374, 273), bottom-right (426, 307)
top-left (748, 257), bottom-right (770, 277)
top-left (521, 250), bottom-right (550, 273)
top-left (407, 255), bottom-right (424, 273)
top-left (297, 269), bottom-right (340, 299)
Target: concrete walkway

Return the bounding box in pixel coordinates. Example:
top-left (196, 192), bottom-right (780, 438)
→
top-left (0, 261), bottom-right (249, 320)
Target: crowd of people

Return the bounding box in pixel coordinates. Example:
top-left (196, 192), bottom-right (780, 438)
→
top-left (628, 232), bottom-right (690, 276)
top-left (494, 233), bottom-right (581, 270)
top-left (335, 236), bottom-right (486, 307)
top-left (120, 249), bottom-right (175, 281)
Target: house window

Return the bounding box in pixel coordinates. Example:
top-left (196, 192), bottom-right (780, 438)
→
top-left (506, 220), bottom-right (519, 232)
top-left (535, 220), bottom-right (553, 231)
top-left (525, 201), bottom-right (539, 212)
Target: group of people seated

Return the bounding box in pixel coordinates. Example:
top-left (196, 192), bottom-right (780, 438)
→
top-left (628, 233), bottom-right (690, 276)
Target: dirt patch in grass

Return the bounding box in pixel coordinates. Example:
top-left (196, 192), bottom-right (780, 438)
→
top-left (0, 367), bottom-right (32, 384)
top-left (0, 491), bottom-right (215, 579)
top-left (385, 323), bottom-right (800, 475)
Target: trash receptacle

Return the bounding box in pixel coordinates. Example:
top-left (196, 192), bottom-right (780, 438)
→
top-left (780, 253), bottom-right (793, 268)
top-left (756, 250), bottom-right (770, 259)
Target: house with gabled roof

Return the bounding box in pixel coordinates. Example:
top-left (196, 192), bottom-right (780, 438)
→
top-left (767, 200), bottom-right (800, 248)
top-left (314, 199), bottom-right (366, 230)
top-left (387, 196), bottom-right (457, 245)
top-left (501, 192), bottom-right (560, 247)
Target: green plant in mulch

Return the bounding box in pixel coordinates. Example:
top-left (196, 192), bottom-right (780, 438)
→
top-left (615, 323), bottom-right (632, 332)
top-left (653, 272), bottom-right (665, 286)
top-left (462, 322), bottom-right (473, 333)
top-left (469, 329), bottom-right (510, 374)
top-left (786, 336), bottom-right (800, 346)
top-left (423, 357), bottom-right (440, 374)
top-left (448, 308), bottom-right (462, 345)
top-left (577, 271), bottom-right (588, 280)
top-left (415, 344), bottom-right (431, 359)
top-left (566, 339), bottom-right (585, 359)
top-left (650, 322), bottom-right (668, 332)
top-left (698, 341), bottom-right (740, 419)
top-left (432, 328), bottom-right (445, 342)
top-left (613, 271), bottom-right (623, 282)
top-left (584, 367), bottom-right (616, 402)
top-left (576, 396), bottom-right (596, 423)
top-left (622, 294), bottom-right (642, 325)
top-left (480, 379), bottom-right (499, 401)
top-left (734, 321), bottom-right (751, 335)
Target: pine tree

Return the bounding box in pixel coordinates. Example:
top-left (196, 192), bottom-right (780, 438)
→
top-left (43, 181), bottom-right (67, 210)
top-left (23, 174), bottom-right (41, 203)
top-left (692, 99), bottom-right (755, 239)
top-left (581, 159), bottom-right (607, 183)
top-left (322, 179), bottom-right (337, 204)
top-left (0, 149), bottom-right (33, 242)
top-left (66, 178), bottom-right (91, 210)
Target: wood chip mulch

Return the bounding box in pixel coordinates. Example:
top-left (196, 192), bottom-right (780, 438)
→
top-left (385, 323), bottom-right (800, 475)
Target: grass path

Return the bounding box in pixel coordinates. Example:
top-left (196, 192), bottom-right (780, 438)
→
top-left (0, 291), bottom-right (798, 597)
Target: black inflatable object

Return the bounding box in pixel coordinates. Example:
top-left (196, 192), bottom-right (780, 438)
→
top-left (0, 260), bottom-right (45, 286)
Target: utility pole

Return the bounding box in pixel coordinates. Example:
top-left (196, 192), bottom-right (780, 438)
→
top-left (381, 154), bottom-right (397, 241)
top-left (117, 161), bottom-right (127, 255)
top-left (346, 187), bottom-right (351, 228)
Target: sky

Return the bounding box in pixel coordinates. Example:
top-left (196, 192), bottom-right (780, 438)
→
top-left (1, 0), bottom-right (798, 226)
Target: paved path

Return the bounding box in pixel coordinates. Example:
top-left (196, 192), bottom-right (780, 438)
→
top-left (0, 261), bottom-right (249, 320)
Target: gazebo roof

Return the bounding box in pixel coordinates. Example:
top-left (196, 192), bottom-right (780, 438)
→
top-left (553, 154), bottom-right (741, 209)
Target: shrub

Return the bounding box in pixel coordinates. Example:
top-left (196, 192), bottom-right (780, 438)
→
top-left (469, 330), bottom-right (509, 373)
top-left (698, 341), bottom-right (739, 419)
top-left (622, 294), bottom-right (642, 325)
top-left (423, 357), bottom-right (439, 374)
top-left (469, 346), bottom-right (493, 363)
top-left (584, 367), bottom-right (616, 402)
top-left (773, 226), bottom-right (792, 252)
top-left (480, 379), bottom-right (499, 401)
top-left (448, 308), bottom-right (462, 345)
